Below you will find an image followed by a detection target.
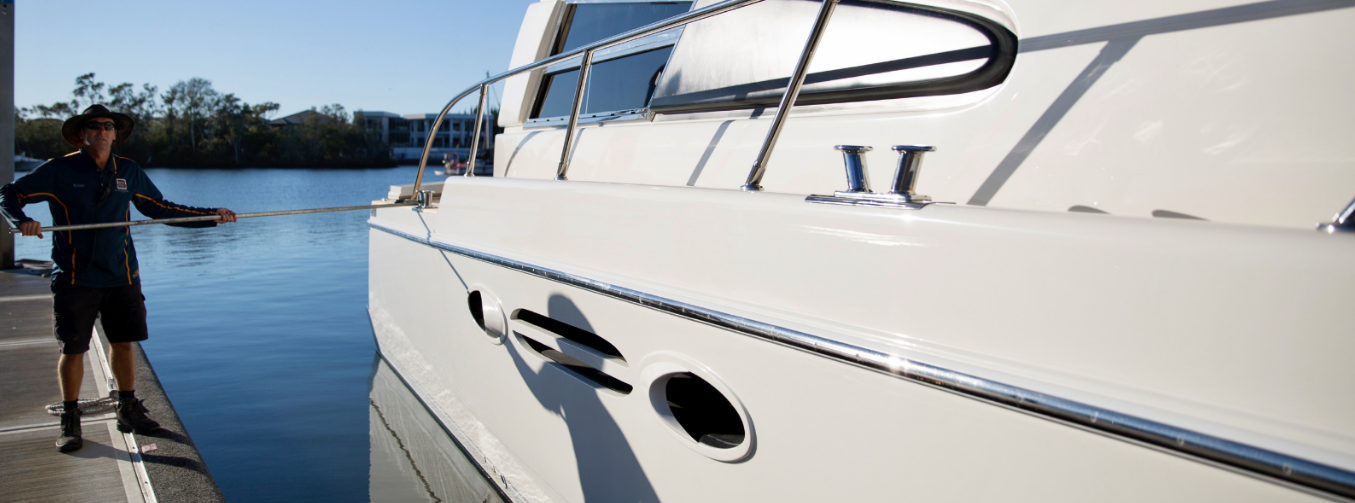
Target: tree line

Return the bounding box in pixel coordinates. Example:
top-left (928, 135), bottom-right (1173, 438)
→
top-left (15, 73), bottom-right (394, 168)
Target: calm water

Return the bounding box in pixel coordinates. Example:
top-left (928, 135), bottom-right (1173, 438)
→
top-left (13, 167), bottom-right (464, 502)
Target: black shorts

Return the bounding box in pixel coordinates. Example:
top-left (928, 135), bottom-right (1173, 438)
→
top-left (52, 282), bottom-right (149, 355)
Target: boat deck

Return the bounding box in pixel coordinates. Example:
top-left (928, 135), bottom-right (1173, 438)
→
top-left (0, 267), bottom-right (225, 503)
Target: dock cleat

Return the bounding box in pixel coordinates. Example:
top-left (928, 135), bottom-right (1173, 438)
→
top-left (116, 398), bottom-right (161, 435)
top-left (56, 408), bottom-right (82, 452)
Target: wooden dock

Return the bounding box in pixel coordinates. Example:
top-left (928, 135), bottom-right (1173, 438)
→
top-left (0, 267), bottom-right (225, 503)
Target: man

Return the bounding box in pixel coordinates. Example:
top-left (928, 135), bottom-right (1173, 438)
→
top-left (0, 105), bottom-right (237, 452)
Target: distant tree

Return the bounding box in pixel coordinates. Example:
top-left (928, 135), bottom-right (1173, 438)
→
top-left (253, 101), bottom-right (280, 121)
top-left (72, 73), bottom-right (106, 110)
top-left (160, 84), bottom-right (183, 152)
top-left (214, 93), bottom-right (246, 165)
top-left (14, 72), bottom-right (398, 168)
top-left (108, 82), bottom-right (159, 122)
top-left (170, 78), bottom-right (220, 151)
top-left (25, 101), bottom-right (77, 120)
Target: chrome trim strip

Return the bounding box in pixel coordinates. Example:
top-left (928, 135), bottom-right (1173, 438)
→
top-left (369, 219), bottom-right (1355, 499)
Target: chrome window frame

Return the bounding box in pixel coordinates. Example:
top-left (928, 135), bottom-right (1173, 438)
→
top-left (648, 0), bottom-right (1017, 114)
top-left (524, 1), bottom-right (693, 128)
top-left (411, 0), bottom-right (1003, 201)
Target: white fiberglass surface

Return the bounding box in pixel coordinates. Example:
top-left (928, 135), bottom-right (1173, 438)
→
top-left (416, 179), bottom-right (1355, 469)
top-left (369, 201), bottom-right (1344, 501)
top-left (499, 2), bottom-right (1355, 230)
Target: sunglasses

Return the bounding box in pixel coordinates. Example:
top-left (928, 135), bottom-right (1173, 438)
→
top-left (84, 121), bottom-right (118, 131)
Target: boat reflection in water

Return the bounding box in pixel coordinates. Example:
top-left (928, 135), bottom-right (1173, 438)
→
top-left (369, 356), bottom-right (505, 503)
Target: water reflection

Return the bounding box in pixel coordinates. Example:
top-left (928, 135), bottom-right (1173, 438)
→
top-left (369, 356), bottom-right (505, 503)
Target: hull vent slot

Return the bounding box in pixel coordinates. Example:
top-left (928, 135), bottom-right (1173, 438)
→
top-left (520, 336), bottom-right (633, 394)
top-left (514, 309), bottom-right (624, 361)
top-left (666, 373), bottom-right (744, 449)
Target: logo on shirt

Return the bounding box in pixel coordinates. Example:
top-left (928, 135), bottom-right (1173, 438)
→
top-left (115, 179), bottom-right (127, 191)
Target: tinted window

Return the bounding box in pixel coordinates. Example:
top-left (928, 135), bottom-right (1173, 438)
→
top-left (555, 3), bottom-right (693, 55)
top-left (535, 47), bottom-right (673, 118)
top-left (535, 69), bottom-right (582, 119)
top-left (532, 2), bottom-right (691, 120)
top-left (649, 0), bottom-right (1015, 112)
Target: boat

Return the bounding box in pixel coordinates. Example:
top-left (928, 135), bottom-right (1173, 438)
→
top-left (367, 0), bottom-right (1355, 501)
top-left (436, 152), bottom-right (494, 177)
top-left (14, 154), bottom-right (44, 172)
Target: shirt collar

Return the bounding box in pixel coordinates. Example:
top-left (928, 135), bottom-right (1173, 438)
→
top-left (77, 149), bottom-right (117, 173)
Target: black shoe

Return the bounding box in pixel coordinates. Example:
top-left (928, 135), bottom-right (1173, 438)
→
top-left (116, 398), bottom-right (161, 435)
top-left (56, 408), bottom-right (83, 452)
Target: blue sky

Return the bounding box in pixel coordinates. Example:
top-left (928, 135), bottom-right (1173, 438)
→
top-left (16, 0), bottom-right (540, 116)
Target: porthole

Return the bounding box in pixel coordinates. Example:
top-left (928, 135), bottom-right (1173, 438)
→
top-left (642, 356), bottom-right (753, 462)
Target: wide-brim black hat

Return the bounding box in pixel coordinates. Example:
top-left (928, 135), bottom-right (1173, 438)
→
top-left (62, 104), bottom-right (134, 148)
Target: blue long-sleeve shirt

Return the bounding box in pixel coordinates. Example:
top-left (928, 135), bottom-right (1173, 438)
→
top-left (0, 150), bottom-right (219, 287)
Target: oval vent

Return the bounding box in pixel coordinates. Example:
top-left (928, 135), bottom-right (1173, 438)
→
top-left (466, 290), bottom-right (506, 343)
top-left (664, 373), bottom-right (745, 449)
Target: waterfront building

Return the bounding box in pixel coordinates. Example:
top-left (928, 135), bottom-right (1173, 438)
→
top-left (355, 111), bottom-right (494, 164)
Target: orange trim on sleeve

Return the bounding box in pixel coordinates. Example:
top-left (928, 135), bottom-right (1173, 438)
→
top-left (23, 192), bottom-right (74, 284)
top-left (23, 193), bottom-right (73, 244)
top-left (134, 193), bottom-right (215, 216)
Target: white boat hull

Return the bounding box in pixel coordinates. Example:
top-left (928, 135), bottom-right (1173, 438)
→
top-left (369, 177), bottom-right (1352, 502)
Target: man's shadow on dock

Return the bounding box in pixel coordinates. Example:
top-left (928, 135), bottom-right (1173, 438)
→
top-left (506, 294), bottom-right (658, 503)
top-left (58, 427), bottom-right (207, 476)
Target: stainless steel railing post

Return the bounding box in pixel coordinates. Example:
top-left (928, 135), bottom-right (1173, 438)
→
top-left (741, 0), bottom-right (839, 192)
top-left (556, 50), bottom-right (594, 181)
top-left (466, 84), bottom-right (488, 177)
top-left (410, 0), bottom-right (767, 193)
top-left (412, 87), bottom-right (479, 201)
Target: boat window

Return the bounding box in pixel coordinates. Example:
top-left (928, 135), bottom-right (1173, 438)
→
top-left (648, 0), bottom-right (1016, 113)
top-left (533, 47), bottom-right (673, 119)
top-left (528, 2), bottom-right (693, 123)
top-left (553, 2), bottom-right (693, 56)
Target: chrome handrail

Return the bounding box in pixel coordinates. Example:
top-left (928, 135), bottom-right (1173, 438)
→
top-left (407, 0), bottom-right (854, 198)
top-left (556, 49), bottom-right (594, 180)
top-left (409, 0), bottom-right (769, 198)
top-left (743, 0), bottom-right (839, 191)
top-left (466, 84), bottom-right (488, 177)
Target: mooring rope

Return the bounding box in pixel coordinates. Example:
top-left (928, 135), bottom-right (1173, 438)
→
top-left (9, 202), bottom-right (417, 234)
top-left (45, 396), bottom-right (118, 416)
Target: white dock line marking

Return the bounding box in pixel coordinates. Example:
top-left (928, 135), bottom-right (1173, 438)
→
top-left (90, 327), bottom-right (158, 503)
top-left (0, 294), bottom-right (52, 303)
top-left (0, 338), bottom-right (53, 348)
top-left (0, 416), bottom-right (115, 436)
